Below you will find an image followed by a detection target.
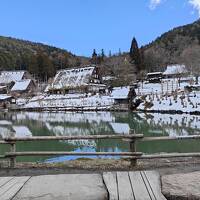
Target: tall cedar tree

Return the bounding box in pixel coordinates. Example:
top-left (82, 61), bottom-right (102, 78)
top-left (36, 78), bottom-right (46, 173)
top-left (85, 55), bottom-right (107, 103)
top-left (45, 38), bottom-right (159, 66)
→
top-left (129, 37), bottom-right (142, 73)
top-left (91, 49), bottom-right (97, 64)
top-left (101, 49), bottom-right (105, 61)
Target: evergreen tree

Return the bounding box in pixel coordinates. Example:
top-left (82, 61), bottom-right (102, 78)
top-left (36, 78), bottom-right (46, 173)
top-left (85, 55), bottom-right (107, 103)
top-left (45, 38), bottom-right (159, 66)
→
top-left (130, 37), bottom-right (142, 73)
top-left (92, 49), bottom-right (97, 58)
top-left (28, 51), bottom-right (55, 81)
top-left (118, 48), bottom-right (121, 56)
top-left (91, 49), bottom-right (97, 64)
top-left (101, 49), bottom-right (105, 60)
top-left (109, 50), bottom-right (112, 57)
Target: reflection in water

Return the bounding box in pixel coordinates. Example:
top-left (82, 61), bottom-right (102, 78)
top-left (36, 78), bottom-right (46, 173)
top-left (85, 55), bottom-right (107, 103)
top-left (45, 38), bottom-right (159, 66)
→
top-left (0, 111), bottom-right (200, 162)
top-left (136, 112), bottom-right (200, 136)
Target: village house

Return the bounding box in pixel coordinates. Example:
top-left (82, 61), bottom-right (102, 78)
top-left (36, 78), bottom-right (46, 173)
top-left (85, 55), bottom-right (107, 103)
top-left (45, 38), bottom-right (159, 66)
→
top-left (0, 70), bottom-right (37, 96)
top-left (146, 72), bottom-right (163, 83)
top-left (45, 65), bottom-right (106, 95)
top-left (0, 94), bottom-right (15, 109)
top-left (10, 79), bottom-right (37, 97)
top-left (110, 86), bottom-right (136, 110)
top-left (0, 70), bottom-right (32, 85)
top-left (163, 64), bottom-right (189, 79)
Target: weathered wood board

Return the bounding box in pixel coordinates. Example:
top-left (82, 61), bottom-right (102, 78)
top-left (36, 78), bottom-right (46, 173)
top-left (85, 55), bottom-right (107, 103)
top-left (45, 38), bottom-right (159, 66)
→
top-left (103, 172), bottom-right (118, 200)
top-left (0, 176), bottom-right (30, 200)
top-left (103, 171), bottom-right (167, 200)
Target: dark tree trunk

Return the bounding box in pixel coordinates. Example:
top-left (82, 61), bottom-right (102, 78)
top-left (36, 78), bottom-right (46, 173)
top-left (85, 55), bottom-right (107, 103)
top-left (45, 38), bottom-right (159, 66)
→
top-left (195, 75), bottom-right (199, 85)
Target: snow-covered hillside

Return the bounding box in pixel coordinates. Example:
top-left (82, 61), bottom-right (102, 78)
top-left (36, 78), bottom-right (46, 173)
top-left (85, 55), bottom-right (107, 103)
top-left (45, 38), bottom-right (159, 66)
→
top-left (137, 77), bottom-right (200, 114)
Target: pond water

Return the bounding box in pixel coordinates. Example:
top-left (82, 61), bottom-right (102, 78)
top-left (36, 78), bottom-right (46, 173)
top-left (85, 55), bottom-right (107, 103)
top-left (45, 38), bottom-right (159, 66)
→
top-left (0, 111), bottom-right (200, 163)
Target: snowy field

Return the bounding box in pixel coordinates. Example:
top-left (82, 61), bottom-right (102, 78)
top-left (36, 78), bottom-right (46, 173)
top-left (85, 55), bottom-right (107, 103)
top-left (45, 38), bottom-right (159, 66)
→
top-left (136, 77), bottom-right (200, 114)
top-left (19, 86), bottom-right (131, 111)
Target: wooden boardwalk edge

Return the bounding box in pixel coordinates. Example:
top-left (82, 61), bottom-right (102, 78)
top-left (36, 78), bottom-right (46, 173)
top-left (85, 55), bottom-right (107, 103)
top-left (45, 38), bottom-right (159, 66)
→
top-left (0, 176), bottom-right (31, 200)
top-left (0, 171), bottom-right (166, 200)
top-left (103, 171), bottom-right (167, 200)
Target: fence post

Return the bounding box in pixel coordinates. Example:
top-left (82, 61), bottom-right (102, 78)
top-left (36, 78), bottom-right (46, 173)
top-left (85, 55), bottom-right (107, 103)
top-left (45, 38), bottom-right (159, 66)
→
top-left (10, 142), bottom-right (16, 168)
top-left (130, 139), bottom-right (137, 167)
top-left (129, 129), bottom-right (137, 167)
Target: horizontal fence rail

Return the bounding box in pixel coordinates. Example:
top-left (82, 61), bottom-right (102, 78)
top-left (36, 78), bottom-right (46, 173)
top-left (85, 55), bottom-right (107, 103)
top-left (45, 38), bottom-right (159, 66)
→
top-left (5, 152), bottom-right (143, 157)
top-left (4, 134), bottom-right (144, 141)
top-left (140, 153), bottom-right (200, 159)
top-left (1, 134), bottom-right (200, 168)
top-left (141, 135), bottom-right (200, 141)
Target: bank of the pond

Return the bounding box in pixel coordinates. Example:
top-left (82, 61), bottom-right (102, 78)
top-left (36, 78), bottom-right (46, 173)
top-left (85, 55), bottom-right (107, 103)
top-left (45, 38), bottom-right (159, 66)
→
top-left (1, 157), bottom-right (200, 177)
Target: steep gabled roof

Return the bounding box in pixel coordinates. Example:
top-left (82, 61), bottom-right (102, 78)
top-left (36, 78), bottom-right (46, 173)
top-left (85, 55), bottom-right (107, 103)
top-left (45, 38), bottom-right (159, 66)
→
top-left (163, 65), bottom-right (188, 75)
top-left (47, 66), bottom-right (96, 90)
top-left (110, 86), bottom-right (131, 99)
top-left (11, 79), bottom-right (32, 91)
top-left (0, 70), bottom-right (26, 84)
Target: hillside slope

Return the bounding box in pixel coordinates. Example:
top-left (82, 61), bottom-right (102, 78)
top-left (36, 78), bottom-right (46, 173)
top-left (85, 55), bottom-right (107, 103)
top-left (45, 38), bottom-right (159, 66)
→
top-left (142, 19), bottom-right (200, 71)
top-left (0, 36), bottom-right (89, 79)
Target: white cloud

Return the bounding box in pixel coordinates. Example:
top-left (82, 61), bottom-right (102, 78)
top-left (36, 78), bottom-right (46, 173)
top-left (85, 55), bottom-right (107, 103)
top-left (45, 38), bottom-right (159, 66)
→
top-left (189, 0), bottom-right (200, 16)
top-left (149, 0), bottom-right (162, 10)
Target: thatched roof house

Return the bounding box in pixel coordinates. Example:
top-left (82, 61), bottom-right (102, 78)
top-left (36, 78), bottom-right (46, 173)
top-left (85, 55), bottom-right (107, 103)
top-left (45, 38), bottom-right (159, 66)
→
top-left (11, 79), bottom-right (36, 94)
top-left (163, 64), bottom-right (188, 78)
top-left (0, 70), bottom-right (32, 85)
top-left (46, 65), bottom-right (106, 94)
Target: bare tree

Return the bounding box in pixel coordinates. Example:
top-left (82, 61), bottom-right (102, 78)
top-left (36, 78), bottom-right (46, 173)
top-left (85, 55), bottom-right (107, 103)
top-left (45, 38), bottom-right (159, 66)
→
top-left (180, 45), bottom-right (200, 84)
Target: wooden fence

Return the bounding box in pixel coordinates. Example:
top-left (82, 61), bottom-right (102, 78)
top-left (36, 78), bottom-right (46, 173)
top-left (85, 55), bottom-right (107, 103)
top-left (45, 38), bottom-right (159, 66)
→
top-left (1, 133), bottom-right (200, 168)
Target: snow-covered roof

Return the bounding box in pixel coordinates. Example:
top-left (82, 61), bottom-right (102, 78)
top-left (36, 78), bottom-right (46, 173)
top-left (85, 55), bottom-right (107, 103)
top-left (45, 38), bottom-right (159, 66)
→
top-left (46, 66), bottom-right (96, 91)
top-left (163, 65), bottom-right (187, 75)
top-left (102, 76), bottom-right (116, 81)
top-left (147, 72), bottom-right (163, 75)
top-left (11, 79), bottom-right (31, 91)
top-left (0, 94), bottom-right (12, 100)
top-left (13, 126), bottom-right (32, 137)
top-left (110, 86), bottom-right (130, 99)
top-left (110, 122), bottom-right (130, 134)
top-left (0, 71), bottom-right (26, 84)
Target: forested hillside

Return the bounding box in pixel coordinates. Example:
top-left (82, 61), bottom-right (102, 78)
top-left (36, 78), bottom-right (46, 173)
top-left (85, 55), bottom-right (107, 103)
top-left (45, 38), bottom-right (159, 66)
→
top-left (0, 36), bottom-right (89, 80)
top-left (1, 19), bottom-right (200, 83)
top-left (142, 19), bottom-right (200, 72)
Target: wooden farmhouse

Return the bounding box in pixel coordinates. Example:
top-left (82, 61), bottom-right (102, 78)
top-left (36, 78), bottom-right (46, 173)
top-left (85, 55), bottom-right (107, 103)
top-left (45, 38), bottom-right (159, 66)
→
top-left (0, 95), bottom-right (15, 109)
top-left (45, 65), bottom-right (106, 94)
top-left (10, 79), bottom-right (37, 97)
top-left (146, 72), bottom-right (163, 83)
top-left (110, 86), bottom-right (136, 110)
top-left (0, 70), bottom-right (36, 96)
top-left (163, 64), bottom-right (189, 79)
top-left (0, 70), bottom-right (32, 85)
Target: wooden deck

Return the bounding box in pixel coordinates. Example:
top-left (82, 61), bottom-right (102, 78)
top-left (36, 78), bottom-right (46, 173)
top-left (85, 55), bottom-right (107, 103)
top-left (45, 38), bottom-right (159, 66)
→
top-left (0, 171), bottom-right (166, 200)
top-left (103, 171), bottom-right (166, 200)
top-left (0, 176), bottom-right (30, 200)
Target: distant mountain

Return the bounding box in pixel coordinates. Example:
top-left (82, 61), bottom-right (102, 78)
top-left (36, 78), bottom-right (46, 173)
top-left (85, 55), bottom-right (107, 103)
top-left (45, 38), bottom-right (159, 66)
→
top-left (0, 36), bottom-right (89, 80)
top-left (142, 19), bottom-right (200, 71)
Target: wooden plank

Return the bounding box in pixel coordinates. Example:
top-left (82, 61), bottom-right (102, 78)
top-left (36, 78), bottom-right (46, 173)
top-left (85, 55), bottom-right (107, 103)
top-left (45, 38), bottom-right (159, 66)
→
top-left (142, 135), bottom-right (200, 141)
top-left (4, 134), bottom-right (143, 141)
top-left (0, 141), bottom-right (13, 144)
top-left (140, 171), bottom-right (156, 200)
top-left (5, 151), bottom-right (142, 157)
top-left (0, 177), bottom-right (14, 188)
top-left (117, 172), bottom-right (134, 200)
top-left (0, 176), bottom-right (30, 200)
top-left (129, 171), bottom-right (151, 200)
top-left (103, 172), bottom-right (118, 200)
top-left (143, 171), bottom-right (166, 200)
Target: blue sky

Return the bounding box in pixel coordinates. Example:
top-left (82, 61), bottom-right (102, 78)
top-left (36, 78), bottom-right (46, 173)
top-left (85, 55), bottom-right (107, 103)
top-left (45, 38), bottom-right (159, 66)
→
top-left (0, 0), bottom-right (199, 56)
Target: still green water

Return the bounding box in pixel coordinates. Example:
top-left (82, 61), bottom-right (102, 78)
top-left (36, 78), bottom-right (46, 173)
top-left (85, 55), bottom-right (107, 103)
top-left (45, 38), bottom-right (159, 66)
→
top-left (0, 111), bottom-right (200, 162)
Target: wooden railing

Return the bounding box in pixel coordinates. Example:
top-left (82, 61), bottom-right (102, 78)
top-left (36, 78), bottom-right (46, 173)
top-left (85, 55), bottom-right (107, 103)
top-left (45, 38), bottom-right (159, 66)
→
top-left (0, 134), bottom-right (143, 167)
top-left (1, 133), bottom-right (200, 168)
